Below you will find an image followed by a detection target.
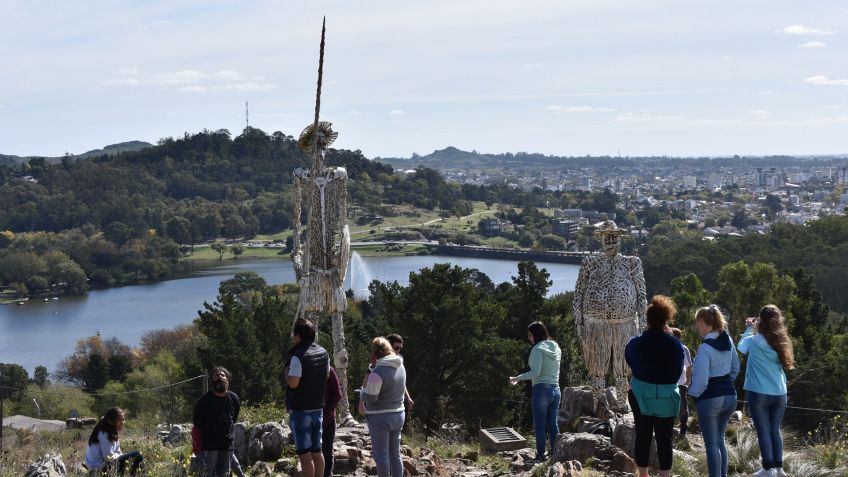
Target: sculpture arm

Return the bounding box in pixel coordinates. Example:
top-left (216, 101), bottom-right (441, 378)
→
top-left (632, 257), bottom-right (647, 330)
top-left (572, 258), bottom-right (590, 335)
top-left (291, 174), bottom-right (304, 280)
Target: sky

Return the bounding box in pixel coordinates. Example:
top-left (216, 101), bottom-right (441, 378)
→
top-left (1, 0), bottom-right (847, 159)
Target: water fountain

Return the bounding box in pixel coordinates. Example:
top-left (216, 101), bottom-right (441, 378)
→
top-left (348, 251), bottom-right (373, 299)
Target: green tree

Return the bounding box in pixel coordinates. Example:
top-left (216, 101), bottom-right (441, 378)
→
top-left (0, 363), bottom-right (30, 401)
top-left (211, 241), bottom-right (227, 260)
top-left (165, 216), bottom-right (192, 248)
top-left (538, 234), bottom-right (566, 251)
top-left (231, 243), bottom-right (245, 259)
top-left (715, 261), bottom-right (796, 330)
top-left (33, 365), bottom-right (49, 387)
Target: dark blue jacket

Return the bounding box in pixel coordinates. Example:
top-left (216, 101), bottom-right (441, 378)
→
top-left (625, 328), bottom-right (684, 385)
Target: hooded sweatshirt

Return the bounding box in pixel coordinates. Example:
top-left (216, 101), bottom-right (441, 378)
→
top-left (517, 340), bottom-right (562, 386)
top-left (738, 326), bottom-right (787, 396)
top-left (689, 330), bottom-right (740, 401)
top-left (362, 354), bottom-right (407, 415)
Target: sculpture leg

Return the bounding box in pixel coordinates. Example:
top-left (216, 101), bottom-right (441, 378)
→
top-left (611, 322), bottom-right (636, 412)
top-left (331, 311), bottom-right (357, 427)
top-left (581, 320), bottom-right (612, 405)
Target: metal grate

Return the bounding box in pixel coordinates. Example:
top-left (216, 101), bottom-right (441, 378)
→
top-left (483, 427), bottom-right (523, 443)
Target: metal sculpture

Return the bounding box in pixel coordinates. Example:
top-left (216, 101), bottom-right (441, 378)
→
top-left (291, 18), bottom-right (355, 425)
top-left (573, 220), bottom-right (647, 408)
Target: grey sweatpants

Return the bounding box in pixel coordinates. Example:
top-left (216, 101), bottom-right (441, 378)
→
top-left (366, 411), bottom-right (405, 477)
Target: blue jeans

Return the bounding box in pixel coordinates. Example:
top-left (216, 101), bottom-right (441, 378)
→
top-left (531, 383), bottom-right (561, 460)
top-left (696, 395), bottom-right (737, 477)
top-left (290, 409), bottom-right (324, 454)
top-left (113, 451), bottom-right (144, 476)
top-left (747, 391), bottom-right (787, 470)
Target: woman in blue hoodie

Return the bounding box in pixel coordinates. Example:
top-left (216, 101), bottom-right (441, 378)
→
top-left (739, 305), bottom-right (794, 477)
top-left (690, 305), bottom-right (740, 477)
top-left (624, 295), bottom-right (684, 477)
top-left (509, 321), bottom-right (562, 462)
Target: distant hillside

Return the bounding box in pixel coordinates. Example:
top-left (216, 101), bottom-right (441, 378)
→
top-left (0, 140), bottom-right (153, 166)
top-left (377, 147), bottom-right (848, 172)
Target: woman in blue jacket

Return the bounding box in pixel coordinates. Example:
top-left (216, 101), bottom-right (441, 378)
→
top-left (624, 295), bottom-right (684, 477)
top-left (690, 305), bottom-right (740, 477)
top-left (739, 305), bottom-right (794, 477)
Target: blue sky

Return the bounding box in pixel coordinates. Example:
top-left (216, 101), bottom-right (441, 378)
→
top-left (1, 0), bottom-right (847, 158)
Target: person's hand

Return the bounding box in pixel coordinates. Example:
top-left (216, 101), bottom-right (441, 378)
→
top-left (746, 317), bottom-right (758, 329)
top-left (406, 397), bottom-right (415, 409)
top-left (508, 376), bottom-right (519, 386)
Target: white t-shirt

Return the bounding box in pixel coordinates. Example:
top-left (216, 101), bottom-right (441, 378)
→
top-left (288, 356), bottom-right (303, 377)
top-left (678, 345), bottom-right (693, 386)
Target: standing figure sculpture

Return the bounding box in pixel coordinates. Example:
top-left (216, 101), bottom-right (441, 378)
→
top-left (573, 220), bottom-right (647, 408)
top-left (291, 19), bottom-right (355, 426)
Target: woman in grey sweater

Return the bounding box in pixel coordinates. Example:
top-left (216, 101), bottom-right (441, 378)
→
top-left (361, 337), bottom-right (407, 477)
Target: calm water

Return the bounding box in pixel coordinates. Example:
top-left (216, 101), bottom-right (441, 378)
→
top-left (0, 255), bottom-right (579, 374)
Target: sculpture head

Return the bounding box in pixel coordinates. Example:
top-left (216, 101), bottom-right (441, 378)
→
top-left (597, 220), bottom-right (625, 257)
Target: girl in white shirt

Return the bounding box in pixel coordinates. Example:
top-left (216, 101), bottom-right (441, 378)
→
top-left (84, 408), bottom-right (144, 476)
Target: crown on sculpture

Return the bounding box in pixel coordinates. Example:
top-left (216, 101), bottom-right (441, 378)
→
top-left (298, 121), bottom-right (338, 153)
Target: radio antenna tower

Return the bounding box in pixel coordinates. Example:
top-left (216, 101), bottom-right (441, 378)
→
top-left (245, 101), bottom-right (249, 130)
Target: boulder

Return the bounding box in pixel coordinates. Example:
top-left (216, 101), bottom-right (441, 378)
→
top-left (25, 454), bottom-right (66, 477)
top-left (163, 424), bottom-right (188, 445)
top-left (248, 421), bottom-right (292, 463)
top-left (546, 460), bottom-right (583, 477)
top-left (232, 422), bottom-right (249, 463)
top-left (558, 386), bottom-right (595, 427)
top-left (553, 432), bottom-right (636, 474)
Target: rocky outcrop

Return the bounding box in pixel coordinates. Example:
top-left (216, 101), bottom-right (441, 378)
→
top-left (248, 421), bottom-right (292, 462)
top-left (558, 386), bottom-right (595, 428)
top-left (552, 432), bottom-right (636, 474)
top-left (25, 454), bottom-right (66, 477)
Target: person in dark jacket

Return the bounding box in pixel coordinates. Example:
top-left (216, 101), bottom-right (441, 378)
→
top-left (625, 296), bottom-right (684, 477)
top-left (192, 367), bottom-right (240, 477)
top-left (285, 317), bottom-right (330, 477)
top-left (322, 367), bottom-right (342, 477)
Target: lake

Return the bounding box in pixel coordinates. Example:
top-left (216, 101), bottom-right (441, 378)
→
top-left (0, 254), bottom-right (580, 374)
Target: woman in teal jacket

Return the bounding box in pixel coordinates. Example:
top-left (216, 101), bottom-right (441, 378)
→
top-left (624, 295), bottom-right (684, 477)
top-left (738, 305), bottom-right (794, 477)
top-left (509, 321), bottom-right (562, 462)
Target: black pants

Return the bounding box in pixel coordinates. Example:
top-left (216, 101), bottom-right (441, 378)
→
top-left (322, 419), bottom-right (336, 477)
top-left (629, 390), bottom-right (675, 470)
top-left (678, 385), bottom-right (689, 434)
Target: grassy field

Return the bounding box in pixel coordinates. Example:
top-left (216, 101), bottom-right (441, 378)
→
top-left (182, 246), bottom-right (289, 261)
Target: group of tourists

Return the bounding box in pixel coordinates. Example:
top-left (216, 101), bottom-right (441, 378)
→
top-left (83, 318), bottom-right (410, 477)
top-left (511, 299), bottom-right (793, 477)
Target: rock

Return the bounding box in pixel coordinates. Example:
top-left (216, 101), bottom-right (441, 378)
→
top-left (162, 424), bottom-right (187, 445)
top-left (547, 462), bottom-right (583, 477)
top-left (553, 432), bottom-right (636, 474)
top-left (249, 461), bottom-right (274, 476)
top-left (233, 422), bottom-right (249, 463)
top-left (403, 458), bottom-right (419, 475)
top-left (558, 386), bottom-right (596, 427)
top-left (25, 454), bottom-right (66, 477)
top-left (730, 410), bottom-right (743, 422)
top-left (463, 450), bottom-right (479, 461)
top-left (248, 421), bottom-right (292, 463)
top-left (401, 445), bottom-right (414, 457)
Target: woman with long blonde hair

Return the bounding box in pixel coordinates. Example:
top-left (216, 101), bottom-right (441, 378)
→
top-left (738, 305), bottom-right (794, 477)
top-left (689, 305), bottom-right (740, 477)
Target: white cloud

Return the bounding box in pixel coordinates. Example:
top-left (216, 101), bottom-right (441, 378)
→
top-left (614, 113), bottom-right (685, 123)
top-left (720, 56), bottom-right (732, 60)
top-left (547, 105), bottom-right (615, 113)
top-left (799, 41), bottom-right (827, 48)
top-left (0, 104), bottom-right (5, 112)
top-left (116, 66), bottom-right (139, 76)
top-left (522, 64), bottom-right (542, 69)
top-left (154, 69), bottom-right (209, 85)
top-left (780, 24), bottom-right (836, 35)
top-left (179, 82), bottom-right (275, 93)
top-left (101, 78), bottom-right (140, 86)
top-left (804, 75), bottom-right (848, 86)
top-left (744, 110), bottom-right (770, 117)
top-left (757, 91), bottom-right (783, 95)
top-left (213, 70), bottom-right (244, 81)
top-left (388, 109), bottom-right (406, 115)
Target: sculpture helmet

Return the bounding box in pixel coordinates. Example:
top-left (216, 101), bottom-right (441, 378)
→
top-left (596, 220), bottom-right (626, 236)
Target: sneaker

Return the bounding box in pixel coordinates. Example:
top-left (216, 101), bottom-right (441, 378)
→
top-left (752, 469), bottom-right (776, 477)
top-left (775, 468), bottom-right (787, 477)
top-left (526, 458), bottom-right (545, 465)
